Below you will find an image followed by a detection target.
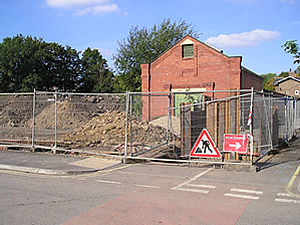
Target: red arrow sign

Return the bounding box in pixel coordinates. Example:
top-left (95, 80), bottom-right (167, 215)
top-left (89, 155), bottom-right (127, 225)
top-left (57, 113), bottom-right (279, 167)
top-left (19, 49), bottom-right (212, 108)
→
top-left (223, 134), bottom-right (248, 153)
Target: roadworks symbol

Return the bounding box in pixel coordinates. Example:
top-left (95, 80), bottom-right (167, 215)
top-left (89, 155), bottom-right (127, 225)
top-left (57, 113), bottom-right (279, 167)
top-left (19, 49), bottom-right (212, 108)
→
top-left (190, 129), bottom-right (221, 158)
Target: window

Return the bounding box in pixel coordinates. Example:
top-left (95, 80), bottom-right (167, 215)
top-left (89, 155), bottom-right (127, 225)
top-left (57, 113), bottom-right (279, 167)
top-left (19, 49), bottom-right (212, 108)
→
top-left (182, 44), bottom-right (194, 58)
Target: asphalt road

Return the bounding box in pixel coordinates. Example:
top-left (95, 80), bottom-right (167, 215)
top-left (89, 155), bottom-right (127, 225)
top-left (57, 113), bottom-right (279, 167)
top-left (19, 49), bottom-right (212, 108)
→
top-left (0, 147), bottom-right (299, 225)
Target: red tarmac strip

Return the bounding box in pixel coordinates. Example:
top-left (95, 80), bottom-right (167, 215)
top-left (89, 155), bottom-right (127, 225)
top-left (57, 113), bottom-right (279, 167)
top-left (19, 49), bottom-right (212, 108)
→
top-left (63, 181), bottom-right (251, 225)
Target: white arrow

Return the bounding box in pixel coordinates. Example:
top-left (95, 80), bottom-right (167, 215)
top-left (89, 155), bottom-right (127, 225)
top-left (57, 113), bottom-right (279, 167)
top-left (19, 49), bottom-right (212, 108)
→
top-left (229, 142), bottom-right (241, 150)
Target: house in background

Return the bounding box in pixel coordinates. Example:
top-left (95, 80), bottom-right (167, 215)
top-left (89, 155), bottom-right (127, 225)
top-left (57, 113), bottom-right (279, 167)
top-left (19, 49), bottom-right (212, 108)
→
top-left (274, 71), bottom-right (300, 97)
top-left (140, 35), bottom-right (264, 120)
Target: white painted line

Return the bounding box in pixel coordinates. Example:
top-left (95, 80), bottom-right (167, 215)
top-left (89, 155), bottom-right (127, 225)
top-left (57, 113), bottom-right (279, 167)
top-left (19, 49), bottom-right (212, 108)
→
top-left (186, 184), bottom-right (216, 189)
top-left (95, 180), bottom-right (121, 185)
top-left (172, 168), bottom-right (214, 190)
top-left (277, 193), bottom-right (293, 198)
top-left (117, 171), bottom-right (186, 179)
top-left (177, 188), bottom-right (209, 194)
top-left (275, 198), bottom-right (300, 204)
top-left (224, 193), bottom-right (260, 200)
top-left (135, 184), bottom-right (161, 189)
top-left (230, 188), bottom-right (263, 195)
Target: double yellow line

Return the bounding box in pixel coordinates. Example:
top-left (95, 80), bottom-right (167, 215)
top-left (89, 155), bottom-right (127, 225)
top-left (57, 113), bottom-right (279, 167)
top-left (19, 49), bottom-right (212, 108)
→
top-left (286, 163), bottom-right (300, 199)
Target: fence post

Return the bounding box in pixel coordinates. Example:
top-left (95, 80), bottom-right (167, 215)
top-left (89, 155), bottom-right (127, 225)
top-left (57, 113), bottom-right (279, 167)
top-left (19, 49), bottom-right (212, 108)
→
top-left (129, 93), bottom-right (133, 155)
top-left (248, 87), bottom-right (254, 162)
top-left (124, 91), bottom-right (130, 163)
top-left (284, 96), bottom-right (288, 143)
top-left (293, 97), bottom-right (296, 136)
top-left (248, 87), bottom-right (254, 136)
top-left (53, 92), bottom-right (57, 154)
top-left (166, 92), bottom-right (172, 144)
top-left (262, 90), bottom-right (273, 150)
top-left (248, 134), bottom-right (254, 165)
top-left (31, 89), bottom-right (36, 152)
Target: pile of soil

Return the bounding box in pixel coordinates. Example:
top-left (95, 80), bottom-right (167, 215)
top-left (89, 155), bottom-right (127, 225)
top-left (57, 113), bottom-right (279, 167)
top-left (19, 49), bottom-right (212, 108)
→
top-left (149, 116), bottom-right (181, 135)
top-left (0, 95), bottom-right (35, 127)
top-left (26, 101), bottom-right (95, 129)
top-left (25, 95), bottom-right (126, 129)
top-left (64, 110), bottom-right (167, 148)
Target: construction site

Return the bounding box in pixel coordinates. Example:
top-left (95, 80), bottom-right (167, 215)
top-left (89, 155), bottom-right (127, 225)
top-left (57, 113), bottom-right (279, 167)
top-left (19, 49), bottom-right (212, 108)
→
top-left (0, 88), bottom-right (298, 171)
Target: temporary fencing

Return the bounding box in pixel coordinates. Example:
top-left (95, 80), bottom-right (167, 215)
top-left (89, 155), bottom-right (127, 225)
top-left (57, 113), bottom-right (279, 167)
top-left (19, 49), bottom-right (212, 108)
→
top-left (124, 89), bottom-right (300, 165)
top-left (0, 93), bottom-right (33, 147)
top-left (0, 89), bottom-right (299, 166)
top-left (0, 91), bottom-right (127, 157)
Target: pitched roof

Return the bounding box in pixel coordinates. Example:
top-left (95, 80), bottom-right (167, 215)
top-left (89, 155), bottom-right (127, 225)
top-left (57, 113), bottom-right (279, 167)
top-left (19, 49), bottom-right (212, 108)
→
top-left (150, 35), bottom-right (241, 65)
top-left (274, 76), bottom-right (300, 85)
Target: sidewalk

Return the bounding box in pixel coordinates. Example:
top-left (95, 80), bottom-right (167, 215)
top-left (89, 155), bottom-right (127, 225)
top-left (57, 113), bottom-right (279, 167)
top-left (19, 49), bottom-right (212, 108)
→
top-left (0, 150), bottom-right (121, 175)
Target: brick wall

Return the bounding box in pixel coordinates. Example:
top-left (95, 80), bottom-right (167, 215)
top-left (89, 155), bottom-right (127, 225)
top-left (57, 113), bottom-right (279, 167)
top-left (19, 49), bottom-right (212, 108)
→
top-left (141, 36), bottom-right (263, 120)
top-left (242, 68), bottom-right (264, 90)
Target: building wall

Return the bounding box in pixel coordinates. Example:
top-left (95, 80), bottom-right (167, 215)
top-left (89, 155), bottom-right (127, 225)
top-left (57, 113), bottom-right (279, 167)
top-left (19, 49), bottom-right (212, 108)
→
top-left (275, 79), bottom-right (300, 97)
top-left (242, 69), bottom-right (264, 90)
top-left (141, 36), bottom-right (263, 120)
top-left (142, 36), bottom-right (242, 94)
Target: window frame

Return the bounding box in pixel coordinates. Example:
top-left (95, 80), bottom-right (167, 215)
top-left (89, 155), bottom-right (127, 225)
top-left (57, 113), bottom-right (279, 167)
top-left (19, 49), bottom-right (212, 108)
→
top-left (182, 44), bottom-right (194, 58)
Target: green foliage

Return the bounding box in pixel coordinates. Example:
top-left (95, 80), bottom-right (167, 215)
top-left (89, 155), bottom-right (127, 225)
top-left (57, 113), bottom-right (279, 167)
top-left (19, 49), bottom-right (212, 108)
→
top-left (0, 35), bottom-right (113, 93)
top-left (113, 18), bottom-right (199, 92)
top-left (260, 70), bottom-right (299, 92)
top-left (278, 71), bottom-right (289, 77)
top-left (282, 40), bottom-right (300, 64)
top-left (78, 48), bottom-right (113, 93)
top-left (264, 77), bottom-right (276, 91)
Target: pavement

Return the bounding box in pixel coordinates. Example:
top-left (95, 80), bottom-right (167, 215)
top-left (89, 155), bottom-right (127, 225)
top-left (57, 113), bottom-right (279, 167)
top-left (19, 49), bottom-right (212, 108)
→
top-left (0, 150), bottom-right (122, 175)
top-left (0, 136), bottom-right (297, 176)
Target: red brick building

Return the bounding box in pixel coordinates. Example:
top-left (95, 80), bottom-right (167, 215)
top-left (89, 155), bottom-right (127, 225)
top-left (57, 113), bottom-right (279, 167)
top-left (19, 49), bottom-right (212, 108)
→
top-left (140, 35), bottom-right (263, 120)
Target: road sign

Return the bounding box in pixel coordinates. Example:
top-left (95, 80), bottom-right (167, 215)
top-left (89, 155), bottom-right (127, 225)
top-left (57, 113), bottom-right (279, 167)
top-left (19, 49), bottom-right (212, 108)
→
top-left (190, 129), bottom-right (221, 158)
top-left (223, 134), bottom-right (248, 153)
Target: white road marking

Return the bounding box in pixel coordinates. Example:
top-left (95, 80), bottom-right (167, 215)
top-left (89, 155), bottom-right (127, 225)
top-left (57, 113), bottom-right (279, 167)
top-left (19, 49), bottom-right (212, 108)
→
top-left (172, 168), bottom-right (214, 190)
top-left (95, 180), bottom-right (121, 185)
top-left (230, 188), bottom-right (263, 195)
top-left (117, 171), bottom-right (186, 179)
top-left (277, 193), bottom-right (293, 197)
top-left (176, 188), bottom-right (209, 194)
top-left (186, 184), bottom-right (216, 189)
top-left (135, 184), bottom-right (161, 189)
top-left (224, 193), bottom-right (260, 200)
top-left (275, 198), bottom-right (300, 204)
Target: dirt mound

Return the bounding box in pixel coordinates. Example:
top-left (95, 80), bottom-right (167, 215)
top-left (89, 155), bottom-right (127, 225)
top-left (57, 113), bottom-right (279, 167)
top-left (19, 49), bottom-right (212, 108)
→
top-left (26, 101), bottom-right (95, 129)
top-left (25, 95), bottom-right (125, 129)
top-left (150, 116), bottom-right (181, 135)
top-left (64, 110), bottom-right (166, 147)
top-left (0, 95), bottom-right (35, 127)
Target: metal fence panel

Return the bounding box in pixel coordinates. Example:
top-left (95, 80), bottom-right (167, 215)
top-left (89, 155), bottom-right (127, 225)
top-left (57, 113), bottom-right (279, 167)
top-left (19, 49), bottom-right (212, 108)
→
top-left (0, 93), bottom-right (33, 146)
top-left (0, 89), bottom-right (299, 166)
top-left (124, 90), bottom-right (300, 165)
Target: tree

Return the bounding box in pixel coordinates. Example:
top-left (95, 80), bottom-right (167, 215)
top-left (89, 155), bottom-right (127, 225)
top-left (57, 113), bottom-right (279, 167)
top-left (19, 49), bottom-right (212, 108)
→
top-left (78, 48), bottom-right (114, 93)
top-left (0, 35), bottom-right (82, 92)
top-left (260, 73), bottom-right (277, 91)
top-left (282, 40), bottom-right (300, 64)
top-left (113, 19), bottom-right (199, 92)
top-left (0, 35), bottom-right (114, 93)
top-left (0, 35), bottom-right (49, 92)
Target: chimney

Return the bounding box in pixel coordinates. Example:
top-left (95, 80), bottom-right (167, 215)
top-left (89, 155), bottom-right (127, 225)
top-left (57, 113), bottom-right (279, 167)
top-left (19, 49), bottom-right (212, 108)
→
top-left (288, 68), bottom-right (297, 77)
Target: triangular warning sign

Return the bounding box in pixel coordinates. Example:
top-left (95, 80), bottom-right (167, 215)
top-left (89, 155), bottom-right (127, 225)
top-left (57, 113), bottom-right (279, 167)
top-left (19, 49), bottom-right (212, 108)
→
top-left (190, 129), bottom-right (221, 158)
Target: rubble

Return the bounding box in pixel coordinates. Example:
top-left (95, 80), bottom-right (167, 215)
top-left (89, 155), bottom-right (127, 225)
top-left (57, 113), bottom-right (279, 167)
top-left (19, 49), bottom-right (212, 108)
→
top-left (63, 110), bottom-right (167, 149)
